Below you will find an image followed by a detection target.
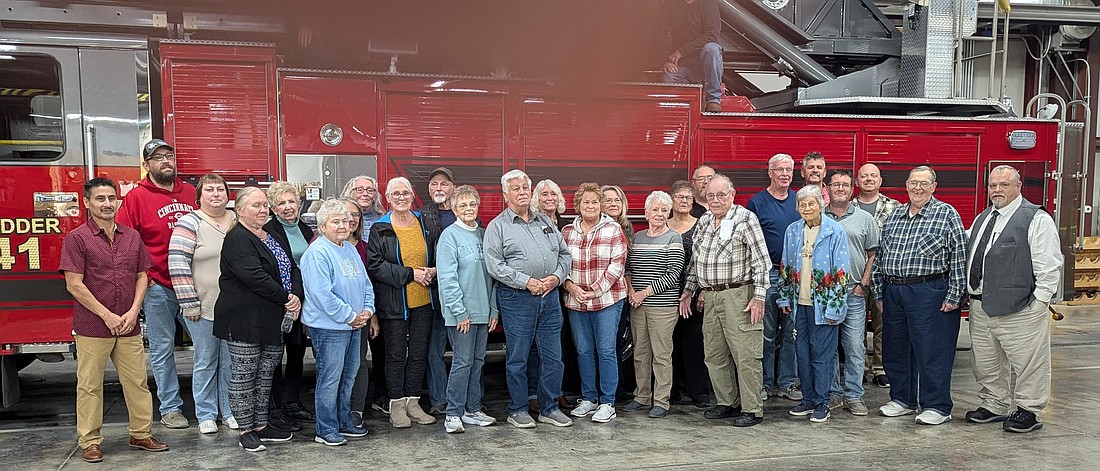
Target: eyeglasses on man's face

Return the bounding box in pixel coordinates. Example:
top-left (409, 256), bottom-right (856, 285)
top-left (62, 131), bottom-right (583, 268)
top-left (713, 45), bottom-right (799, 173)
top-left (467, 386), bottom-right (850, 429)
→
top-left (704, 191), bottom-right (731, 201)
top-left (906, 180), bottom-right (934, 189)
top-left (147, 153), bottom-right (175, 163)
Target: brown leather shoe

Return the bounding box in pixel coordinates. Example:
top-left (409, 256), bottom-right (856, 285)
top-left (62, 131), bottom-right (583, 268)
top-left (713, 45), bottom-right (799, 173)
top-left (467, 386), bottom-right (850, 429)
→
top-left (556, 395), bottom-right (574, 410)
top-left (527, 399), bottom-right (540, 414)
top-left (82, 444), bottom-right (104, 463)
top-left (704, 102), bottom-right (722, 112)
top-left (128, 436), bottom-right (169, 452)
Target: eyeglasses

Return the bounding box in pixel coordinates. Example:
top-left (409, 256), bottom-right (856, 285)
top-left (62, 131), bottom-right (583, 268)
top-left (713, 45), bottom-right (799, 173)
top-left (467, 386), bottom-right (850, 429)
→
top-left (604, 198), bottom-right (623, 204)
top-left (352, 187), bottom-right (377, 194)
top-left (456, 202), bottom-right (479, 210)
top-left (671, 195), bottom-right (693, 201)
top-left (389, 191), bottom-right (414, 199)
top-left (906, 180), bottom-right (934, 189)
top-left (828, 182), bottom-right (852, 189)
top-left (693, 175), bottom-right (715, 183)
top-left (704, 191), bottom-right (731, 201)
top-left (349, 212), bottom-right (361, 218)
top-left (147, 153), bottom-right (175, 163)
top-left (769, 167), bottom-right (793, 174)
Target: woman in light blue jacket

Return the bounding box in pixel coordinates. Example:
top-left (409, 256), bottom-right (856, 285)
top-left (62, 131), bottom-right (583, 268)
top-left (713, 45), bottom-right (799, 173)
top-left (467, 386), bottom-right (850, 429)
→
top-left (436, 185), bottom-right (499, 434)
top-left (777, 185), bottom-right (851, 424)
top-left (300, 198), bottom-right (375, 446)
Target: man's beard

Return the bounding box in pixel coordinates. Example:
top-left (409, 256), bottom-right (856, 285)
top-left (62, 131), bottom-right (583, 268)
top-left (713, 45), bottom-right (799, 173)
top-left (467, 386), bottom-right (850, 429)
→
top-left (432, 194), bottom-right (448, 204)
top-left (150, 166), bottom-right (175, 185)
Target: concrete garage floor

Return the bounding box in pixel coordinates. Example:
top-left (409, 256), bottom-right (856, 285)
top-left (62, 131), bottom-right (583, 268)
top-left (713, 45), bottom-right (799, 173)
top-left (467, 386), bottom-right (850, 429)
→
top-left (2, 306), bottom-right (1099, 470)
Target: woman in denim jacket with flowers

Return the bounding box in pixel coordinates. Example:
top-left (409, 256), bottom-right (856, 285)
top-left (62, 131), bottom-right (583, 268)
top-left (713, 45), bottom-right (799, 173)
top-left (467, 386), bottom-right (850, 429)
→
top-left (777, 185), bottom-right (851, 423)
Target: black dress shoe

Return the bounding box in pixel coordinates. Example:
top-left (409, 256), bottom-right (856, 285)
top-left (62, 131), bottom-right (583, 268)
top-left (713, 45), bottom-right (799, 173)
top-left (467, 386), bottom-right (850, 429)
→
top-left (1003, 407), bottom-right (1043, 433)
top-left (286, 402), bottom-right (316, 421)
top-left (704, 405), bottom-right (741, 419)
top-left (732, 413), bottom-right (763, 427)
top-left (965, 407), bottom-right (1008, 424)
top-left (693, 395), bottom-right (715, 409)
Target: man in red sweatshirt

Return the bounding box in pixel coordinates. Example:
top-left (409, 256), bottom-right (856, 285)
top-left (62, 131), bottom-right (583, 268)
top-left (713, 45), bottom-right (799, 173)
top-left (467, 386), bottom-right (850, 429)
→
top-left (117, 139), bottom-right (197, 429)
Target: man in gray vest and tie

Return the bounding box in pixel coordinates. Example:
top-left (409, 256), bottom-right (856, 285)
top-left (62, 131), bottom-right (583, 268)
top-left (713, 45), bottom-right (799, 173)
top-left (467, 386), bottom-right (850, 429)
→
top-left (964, 165), bottom-right (1062, 433)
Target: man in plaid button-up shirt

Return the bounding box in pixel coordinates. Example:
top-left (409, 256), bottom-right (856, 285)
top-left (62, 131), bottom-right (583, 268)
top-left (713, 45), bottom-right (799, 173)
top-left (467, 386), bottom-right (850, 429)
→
top-left (871, 165), bottom-right (967, 425)
top-left (679, 175), bottom-right (771, 427)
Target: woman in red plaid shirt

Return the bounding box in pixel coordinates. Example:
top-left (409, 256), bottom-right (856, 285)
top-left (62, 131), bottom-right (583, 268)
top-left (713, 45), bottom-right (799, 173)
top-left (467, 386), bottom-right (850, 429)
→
top-left (561, 182), bottom-right (629, 424)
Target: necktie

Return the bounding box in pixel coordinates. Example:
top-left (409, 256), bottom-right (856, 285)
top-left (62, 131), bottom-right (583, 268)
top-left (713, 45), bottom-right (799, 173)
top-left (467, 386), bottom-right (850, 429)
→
top-left (969, 210), bottom-right (999, 290)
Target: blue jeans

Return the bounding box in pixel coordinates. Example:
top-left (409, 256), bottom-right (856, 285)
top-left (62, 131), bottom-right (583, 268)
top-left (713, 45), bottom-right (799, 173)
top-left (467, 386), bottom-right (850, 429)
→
top-left (569, 301), bottom-right (622, 406)
top-left (763, 269), bottom-right (797, 390)
top-left (426, 311), bottom-right (449, 407)
top-left (831, 292), bottom-right (867, 400)
top-left (446, 324), bottom-right (488, 417)
top-left (882, 278), bottom-right (961, 416)
top-left (794, 305), bottom-right (839, 408)
top-left (497, 285), bottom-right (564, 415)
top-left (143, 282), bottom-right (188, 415)
top-left (309, 327), bottom-right (360, 437)
top-left (185, 317), bottom-right (232, 421)
top-left (663, 42), bottom-right (723, 103)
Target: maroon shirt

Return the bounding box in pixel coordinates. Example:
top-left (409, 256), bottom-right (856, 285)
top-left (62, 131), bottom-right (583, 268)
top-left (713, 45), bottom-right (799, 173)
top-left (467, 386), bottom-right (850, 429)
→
top-left (59, 220), bottom-right (153, 338)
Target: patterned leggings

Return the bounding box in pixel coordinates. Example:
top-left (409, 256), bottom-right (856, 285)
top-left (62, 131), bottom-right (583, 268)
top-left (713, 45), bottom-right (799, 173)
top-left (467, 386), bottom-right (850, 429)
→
top-left (227, 341), bottom-right (284, 431)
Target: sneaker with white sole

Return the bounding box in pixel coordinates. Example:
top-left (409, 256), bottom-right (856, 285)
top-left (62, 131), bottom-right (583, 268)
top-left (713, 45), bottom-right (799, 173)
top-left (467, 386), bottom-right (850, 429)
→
top-left (789, 403), bottom-right (814, 417)
top-left (592, 404), bottom-right (616, 423)
top-left (810, 404), bottom-right (830, 423)
top-left (846, 399), bottom-right (869, 416)
top-left (828, 395), bottom-right (844, 410)
top-left (238, 431), bottom-right (266, 452)
top-left (257, 426), bottom-right (293, 442)
top-left (198, 419), bottom-right (218, 434)
top-left (350, 411), bottom-right (365, 428)
top-left (314, 433), bottom-right (347, 446)
top-left (879, 400), bottom-right (917, 417)
top-left (537, 409), bottom-right (574, 427)
top-left (461, 411), bottom-right (497, 427)
top-left (915, 409), bottom-right (952, 425)
top-left (445, 415), bottom-right (465, 433)
top-left (223, 416), bottom-right (239, 430)
top-left (570, 400), bottom-right (598, 417)
top-left (760, 387), bottom-right (769, 402)
top-left (777, 385), bottom-right (803, 402)
top-left (507, 412), bottom-right (536, 429)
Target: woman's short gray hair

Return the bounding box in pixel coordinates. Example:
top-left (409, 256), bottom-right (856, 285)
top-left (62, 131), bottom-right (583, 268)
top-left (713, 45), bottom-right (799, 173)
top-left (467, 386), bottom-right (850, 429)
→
top-left (501, 169), bottom-right (531, 192)
top-left (450, 185), bottom-right (481, 208)
top-left (534, 179), bottom-right (566, 214)
top-left (235, 186), bottom-right (266, 209)
top-left (385, 177), bottom-right (414, 196)
top-left (315, 198), bottom-right (351, 227)
top-left (795, 184), bottom-right (824, 209)
top-left (644, 190), bottom-right (673, 212)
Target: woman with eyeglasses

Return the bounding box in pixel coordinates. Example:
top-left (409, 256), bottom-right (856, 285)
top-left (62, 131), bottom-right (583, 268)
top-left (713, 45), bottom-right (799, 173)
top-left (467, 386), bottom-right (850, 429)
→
top-left (344, 198), bottom-right (383, 428)
top-left (342, 176), bottom-right (385, 231)
top-left (366, 177), bottom-right (438, 429)
top-left (262, 182), bottom-right (316, 431)
top-left (667, 180), bottom-right (712, 408)
top-left (777, 185), bottom-right (852, 424)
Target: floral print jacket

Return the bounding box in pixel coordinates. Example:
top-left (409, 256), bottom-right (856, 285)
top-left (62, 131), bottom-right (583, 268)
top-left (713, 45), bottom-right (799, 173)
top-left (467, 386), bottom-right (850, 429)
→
top-left (776, 216), bottom-right (852, 325)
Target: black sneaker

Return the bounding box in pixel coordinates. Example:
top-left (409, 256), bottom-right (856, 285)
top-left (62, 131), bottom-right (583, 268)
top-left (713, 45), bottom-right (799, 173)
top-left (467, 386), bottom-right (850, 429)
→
top-left (257, 426), bottom-right (293, 442)
top-left (286, 402), bottom-right (316, 421)
top-left (732, 413), bottom-right (764, 427)
top-left (872, 374), bottom-right (890, 388)
top-left (1003, 408), bottom-right (1043, 433)
top-left (238, 432), bottom-right (266, 452)
top-left (268, 408), bottom-right (301, 432)
top-left (965, 407), bottom-right (1009, 424)
top-left (704, 405), bottom-right (741, 419)
top-left (371, 397), bottom-right (391, 416)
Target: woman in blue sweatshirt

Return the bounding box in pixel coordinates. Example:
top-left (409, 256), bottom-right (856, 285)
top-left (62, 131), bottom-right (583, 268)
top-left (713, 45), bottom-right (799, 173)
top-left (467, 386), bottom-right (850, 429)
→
top-left (436, 185), bottom-right (499, 433)
top-left (300, 199), bottom-right (375, 446)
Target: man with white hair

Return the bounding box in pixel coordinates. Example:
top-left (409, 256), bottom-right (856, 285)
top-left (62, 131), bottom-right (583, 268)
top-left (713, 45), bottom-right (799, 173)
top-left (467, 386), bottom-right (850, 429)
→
top-left (419, 167), bottom-right (457, 415)
top-left (964, 165), bottom-right (1061, 433)
top-left (484, 169), bottom-right (574, 429)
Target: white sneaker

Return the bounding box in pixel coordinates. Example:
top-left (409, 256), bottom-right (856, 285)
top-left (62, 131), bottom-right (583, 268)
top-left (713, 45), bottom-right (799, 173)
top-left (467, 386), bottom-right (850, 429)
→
top-left (444, 415), bottom-right (465, 433)
top-left (571, 400), bottom-right (598, 417)
top-left (223, 416), bottom-right (239, 430)
top-left (915, 409), bottom-right (952, 425)
top-left (879, 400), bottom-right (917, 417)
top-left (198, 419), bottom-right (218, 434)
top-left (461, 411), bottom-right (497, 427)
top-left (591, 404), bottom-right (617, 423)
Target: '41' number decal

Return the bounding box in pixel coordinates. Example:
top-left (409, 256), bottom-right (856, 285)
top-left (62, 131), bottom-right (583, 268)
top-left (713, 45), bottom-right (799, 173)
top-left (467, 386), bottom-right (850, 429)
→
top-left (0, 237), bottom-right (41, 270)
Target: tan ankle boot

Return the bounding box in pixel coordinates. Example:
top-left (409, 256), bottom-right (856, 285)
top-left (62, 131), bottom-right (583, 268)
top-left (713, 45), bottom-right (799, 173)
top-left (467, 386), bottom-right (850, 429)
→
top-left (405, 397), bottom-right (437, 425)
top-left (389, 398), bottom-right (411, 428)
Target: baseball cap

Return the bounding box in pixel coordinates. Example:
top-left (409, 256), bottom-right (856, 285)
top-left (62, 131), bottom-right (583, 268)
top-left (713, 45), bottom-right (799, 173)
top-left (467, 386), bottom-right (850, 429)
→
top-left (428, 167), bottom-right (454, 183)
top-left (143, 139), bottom-right (174, 160)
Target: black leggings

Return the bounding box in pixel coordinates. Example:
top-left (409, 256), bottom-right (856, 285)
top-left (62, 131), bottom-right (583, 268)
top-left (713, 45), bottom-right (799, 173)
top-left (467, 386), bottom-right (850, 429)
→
top-left (381, 305), bottom-right (433, 399)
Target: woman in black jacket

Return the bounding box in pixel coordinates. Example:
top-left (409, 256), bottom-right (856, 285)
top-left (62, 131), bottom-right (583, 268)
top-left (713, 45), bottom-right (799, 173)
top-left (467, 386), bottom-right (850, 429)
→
top-left (366, 177), bottom-right (438, 429)
top-left (262, 182), bottom-right (316, 430)
top-left (214, 187), bottom-right (304, 452)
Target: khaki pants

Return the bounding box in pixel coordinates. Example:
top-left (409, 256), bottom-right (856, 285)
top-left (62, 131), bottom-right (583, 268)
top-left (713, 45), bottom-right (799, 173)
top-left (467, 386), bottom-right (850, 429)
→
top-left (969, 299), bottom-right (1051, 418)
top-left (701, 285), bottom-right (764, 416)
top-left (76, 335), bottom-right (154, 448)
top-left (630, 304), bottom-right (678, 409)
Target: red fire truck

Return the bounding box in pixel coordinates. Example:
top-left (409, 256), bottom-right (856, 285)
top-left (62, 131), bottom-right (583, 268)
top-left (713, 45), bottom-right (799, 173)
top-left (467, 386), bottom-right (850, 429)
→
top-left (0, 30), bottom-right (1081, 408)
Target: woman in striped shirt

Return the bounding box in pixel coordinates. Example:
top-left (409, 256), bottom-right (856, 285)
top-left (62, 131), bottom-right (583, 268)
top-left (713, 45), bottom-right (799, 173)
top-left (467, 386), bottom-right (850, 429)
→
top-left (621, 191), bottom-right (685, 418)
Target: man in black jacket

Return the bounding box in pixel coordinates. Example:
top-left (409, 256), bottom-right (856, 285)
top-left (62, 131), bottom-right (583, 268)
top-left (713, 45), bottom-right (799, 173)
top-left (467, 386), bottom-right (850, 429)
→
top-left (661, 0), bottom-right (724, 112)
top-left (419, 167), bottom-right (457, 415)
